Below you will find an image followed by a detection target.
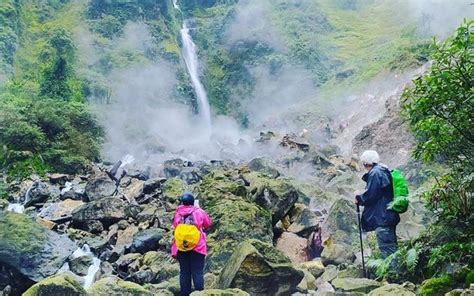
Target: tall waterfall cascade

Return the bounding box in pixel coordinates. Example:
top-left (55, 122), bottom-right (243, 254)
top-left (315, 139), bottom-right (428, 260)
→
top-left (175, 2), bottom-right (212, 131)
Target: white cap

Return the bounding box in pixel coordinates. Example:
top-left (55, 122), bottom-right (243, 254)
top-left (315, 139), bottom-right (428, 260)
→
top-left (360, 150), bottom-right (380, 166)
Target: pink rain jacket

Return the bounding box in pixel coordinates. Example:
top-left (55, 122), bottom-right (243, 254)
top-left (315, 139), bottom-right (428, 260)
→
top-left (171, 205), bottom-right (212, 257)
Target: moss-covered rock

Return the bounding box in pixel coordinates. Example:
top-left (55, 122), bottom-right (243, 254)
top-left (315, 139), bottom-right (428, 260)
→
top-left (198, 174), bottom-right (273, 270)
top-left (246, 172), bottom-right (300, 225)
top-left (217, 239), bottom-right (304, 295)
top-left (190, 289), bottom-right (250, 296)
top-left (86, 277), bottom-right (153, 296)
top-left (71, 197), bottom-right (127, 227)
top-left (297, 260), bottom-right (325, 279)
top-left (331, 277), bottom-right (381, 293)
top-left (69, 256), bottom-right (94, 276)
top-left (162, 178), bottom-right (185, 204)
top-left (321, 199), bottom-right (359, 246)
top-left (135, 251), bottom-right (179, 283)
top-left (287, 203), bottom-right (320, 238)
top-left (418, 275), bottom-right (454, 296)
top-left (368, 284), bottom-right (415, 296)
top-left (22, 274), bottom-right (86, 296)
top-left (0, 212), bottom-right (76, 282)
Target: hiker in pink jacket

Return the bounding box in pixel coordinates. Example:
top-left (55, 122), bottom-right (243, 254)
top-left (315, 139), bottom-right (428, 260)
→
top-left (171, 193), bottom-right (212, 296)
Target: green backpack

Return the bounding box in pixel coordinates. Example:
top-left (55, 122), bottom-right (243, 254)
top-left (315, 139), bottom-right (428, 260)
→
top-left (387, 169), bottom-right (409, 213)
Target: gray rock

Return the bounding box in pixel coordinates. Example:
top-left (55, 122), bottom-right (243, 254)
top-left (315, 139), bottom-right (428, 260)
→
top-left (25, 182), bottom-right (51, 207)
top-left (191, 289), bottom-right (250, 296)
top-left (48, 173), bottom-right (70, 185)
top-left (128, 229), bottom-right (165, 254)
top-left (140, 251), bottom-right (179, 283)
top-left (217, 239), bottom-right (304, 295)
top-left (69, 255), bottom-right (94, 276)
top-left (143, 178), bottom-right (165, 194)
top-left (247, 173), bottom-right (300, 225)
top-left (368, 284), bottom-right (415, 296)
top-left (331, 278), bottom-right (381, 293)
top-left (321, 242), bottom-right (356, 266)
top-left (0, 212), bottom-right (76, 282)
top-left (22, 273), bottom-right (86, 296)
top-left (87, 276), bottom-right (153, 295)
top-left (287, 203), bottom-right (320, 238)
top-left (164, 159), bottom-right (185, 178)
top-left (71, 197), bottom-right (127, 227)
top-left (122, 178), bottom-right (144, 201)
top-left (85, 174), bottom-right (116, 201)
top-left (180, 167), bottom-right (202, 184)
top-left (248, 158), bottom-right (280, 178)
top-left (321, 199), bottom-right (359, 247)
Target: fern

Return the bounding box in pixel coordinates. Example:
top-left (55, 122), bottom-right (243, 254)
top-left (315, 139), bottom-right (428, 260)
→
top-left (406, 247), bottom-right (419, 272)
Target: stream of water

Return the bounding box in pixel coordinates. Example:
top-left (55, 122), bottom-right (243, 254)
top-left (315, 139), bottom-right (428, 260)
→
top-left (176, 2), bottom-right (212, 132)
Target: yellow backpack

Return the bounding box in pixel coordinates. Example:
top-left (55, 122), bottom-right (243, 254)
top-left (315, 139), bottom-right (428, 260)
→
top-left (174, 212), bottom-right (201, 252)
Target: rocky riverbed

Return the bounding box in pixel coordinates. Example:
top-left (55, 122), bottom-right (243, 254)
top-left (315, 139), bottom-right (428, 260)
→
top-left (0, 133), bottom-right (436, 296)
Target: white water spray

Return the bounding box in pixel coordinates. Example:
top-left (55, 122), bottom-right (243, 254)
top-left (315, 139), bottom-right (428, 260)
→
top-left (69, 244), bottom-right (101, 289)
top-left (180, 22), bottom-right (212, 132)
top-left (172, 0), bottom-right (179, 9)
top-left (7, 183), bottom-right (34, 213)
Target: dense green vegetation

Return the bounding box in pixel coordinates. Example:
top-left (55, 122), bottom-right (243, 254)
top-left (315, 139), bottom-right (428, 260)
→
top-left (0, 0), bottom-right (184, 180)
top-left (369, 21), bottom-right (473, 293)
top-left (0, 1), bottom-right (103, 179)
top-left (179, 0), bottom-right (432, 123)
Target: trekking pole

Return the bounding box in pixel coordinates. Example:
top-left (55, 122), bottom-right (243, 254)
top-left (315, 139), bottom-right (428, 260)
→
top-left (356, 204), bottom-right (367, 278)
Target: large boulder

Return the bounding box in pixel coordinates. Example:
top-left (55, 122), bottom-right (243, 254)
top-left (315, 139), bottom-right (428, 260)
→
top-left (247, 158), bottom-right (280, 178)
top-left (87, 277), bottom-right (153, 295)
top-left (331, 278), bottom-right (381, 294)
top-left (199, 174), bottom-right (273, 270)
top-left (128, 251), bottom-right (179, 284)
top-left (275, 232), bottom-right (308, 263)
top-left (247, 172), bottom-right (300, 225)
top-left (297, 260), bottom-right (325, 279)
top-left (368, 284), bottom-right (416, 296)
top-left (287, 203), bottom-right (320, 238)
top-left (128, 229), bottom-right (165, 254)
top-left (38, 199), bottom-right (84, 222)
top-left (25, 182), bottom-right (52, 207)
top-left (217, 239), bottom-right (304, 295)
top-left (84, 174), bottom-right (116, 201)
top-left (321, 199), bottom-right (359, 246)
top-left (321, 241), bottom-right (356, 266)
top-left (162, 178), bottom-right (185, 204)
top-left (22, 274), bottom-right (86, 296)
top-left (122, 178), bottom-right (144, 202)
top-left (0, 212), bottom-right (76, 283)
top-left (191, 289), bottom-right (250, 296)
top-left (71, 197), bottom-right (128, 227)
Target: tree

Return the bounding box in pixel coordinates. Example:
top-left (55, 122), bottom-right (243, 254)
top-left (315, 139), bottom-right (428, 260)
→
top-left (402, 20), bottom-right (473, 221)
top-left (39, 29), bottom-right (75, 100)
top-left (402, 20), bottom-right (474, 169)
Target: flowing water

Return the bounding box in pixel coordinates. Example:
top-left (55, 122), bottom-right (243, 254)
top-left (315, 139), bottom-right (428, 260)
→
top-left (7, 183), bottom-right (34, 214)
top-left (58, 244), bottom-right (101, 289)
top-left (172, 0), bottom-right (179, 9)
top-left (180, 22), bottom-right (212, 132)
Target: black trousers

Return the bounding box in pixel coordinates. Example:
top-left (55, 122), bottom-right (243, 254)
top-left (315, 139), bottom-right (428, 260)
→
top-left (177, 251), bottom-right (205, 296)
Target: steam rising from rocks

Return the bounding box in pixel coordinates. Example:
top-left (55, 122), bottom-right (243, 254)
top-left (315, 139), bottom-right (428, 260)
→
top-left (76, 1), bottom-right (472, 168)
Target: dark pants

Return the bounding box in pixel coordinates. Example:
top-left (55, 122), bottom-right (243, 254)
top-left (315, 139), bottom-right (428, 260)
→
top-left (375, 226), bottom-right (398, 258)
top-left (177, 251), bottom-right (205, 296)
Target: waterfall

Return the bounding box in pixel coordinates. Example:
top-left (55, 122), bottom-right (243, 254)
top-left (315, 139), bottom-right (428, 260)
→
top-left (172, 0), bottom-right (179, 9)
top-left (7, 182), bottom-right (34, 214)
top-left (66, 244), bottom-right (101, 289)
top-left (180, 22), bottom-right (212, 131)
